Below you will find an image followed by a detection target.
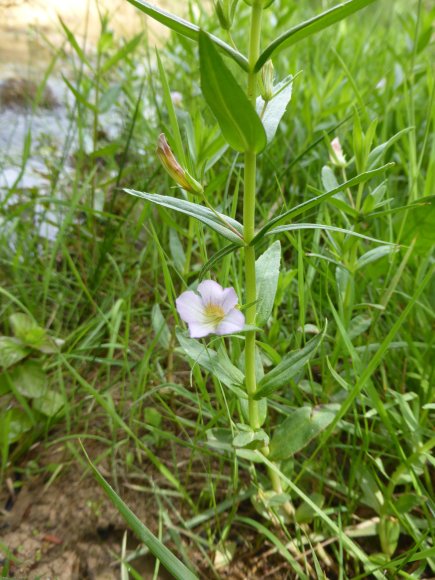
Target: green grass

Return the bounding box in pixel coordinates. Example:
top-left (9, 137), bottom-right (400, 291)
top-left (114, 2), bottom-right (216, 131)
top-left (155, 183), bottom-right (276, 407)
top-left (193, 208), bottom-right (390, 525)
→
top-left (0, 0), bottom-right (434, 577)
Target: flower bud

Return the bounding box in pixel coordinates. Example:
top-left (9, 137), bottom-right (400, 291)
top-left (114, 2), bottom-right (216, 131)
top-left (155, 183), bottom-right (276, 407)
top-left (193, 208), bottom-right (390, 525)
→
top-left (329, 137), bottom-right (347, 168)
top-left (260, 60), bottom-right (275, 102)
top-left (378, 515), bottom-right (400, 558)
top-left (214, 0), bottom-right (238, 30)
top-left (156, 134), bottom-right (203, 195)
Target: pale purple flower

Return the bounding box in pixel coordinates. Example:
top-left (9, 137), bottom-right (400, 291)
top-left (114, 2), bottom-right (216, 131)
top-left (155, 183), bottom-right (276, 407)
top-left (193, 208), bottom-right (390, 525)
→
top-left (176, 280), bottom-right (245, 338)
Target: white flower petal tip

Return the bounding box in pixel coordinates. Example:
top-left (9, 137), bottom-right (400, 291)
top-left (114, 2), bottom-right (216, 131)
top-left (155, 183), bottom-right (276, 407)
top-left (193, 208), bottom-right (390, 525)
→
top-left (176, 280), bottom-right (245, 339)
top-left (330, 137), bottom-right (347, 167)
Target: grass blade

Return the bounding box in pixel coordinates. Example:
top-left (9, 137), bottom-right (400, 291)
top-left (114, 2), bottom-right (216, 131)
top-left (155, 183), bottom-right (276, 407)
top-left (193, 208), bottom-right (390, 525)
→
top-left (81, 444), bottom-right (198, 580)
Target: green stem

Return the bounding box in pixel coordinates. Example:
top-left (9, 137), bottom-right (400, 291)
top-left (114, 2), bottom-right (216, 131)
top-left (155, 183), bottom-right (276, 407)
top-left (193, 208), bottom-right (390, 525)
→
top-left (243, 3), bottom-right (294, 519)
top-left (244, 2), bottom-right (263, 431)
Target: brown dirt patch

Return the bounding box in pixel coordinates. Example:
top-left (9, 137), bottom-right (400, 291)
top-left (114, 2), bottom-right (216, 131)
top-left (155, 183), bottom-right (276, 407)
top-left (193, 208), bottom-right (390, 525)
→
top-left (0, 440), bottom-right (173, 579)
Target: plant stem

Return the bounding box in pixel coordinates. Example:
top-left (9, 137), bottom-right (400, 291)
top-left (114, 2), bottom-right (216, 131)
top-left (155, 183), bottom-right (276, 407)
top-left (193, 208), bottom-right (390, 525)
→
top-left (244, 1), bottom-right (263, 431)
top-left (244, 3), bottom-right (294, 518)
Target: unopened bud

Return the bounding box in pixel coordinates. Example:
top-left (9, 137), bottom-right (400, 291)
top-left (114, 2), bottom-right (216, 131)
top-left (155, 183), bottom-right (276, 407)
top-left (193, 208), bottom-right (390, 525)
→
top-left (214, 0), bottom-right (238, 30)
top-left (329, 137), bottom-right (347, 168)
top-left (260, 60), bottom-right (275, 101)
top-left (156, 134), bottom-right (203, 195)
top-left (378, 515), bottom-right (400, 558)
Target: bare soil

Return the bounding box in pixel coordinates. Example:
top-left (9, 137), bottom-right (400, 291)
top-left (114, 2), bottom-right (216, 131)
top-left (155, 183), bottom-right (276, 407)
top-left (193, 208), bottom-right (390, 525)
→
top-left (0, 440), bottom-right (174, 579)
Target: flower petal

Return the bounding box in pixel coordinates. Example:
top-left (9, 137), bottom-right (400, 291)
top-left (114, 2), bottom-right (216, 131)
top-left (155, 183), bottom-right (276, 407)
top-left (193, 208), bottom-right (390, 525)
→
top-left (176, 291), bottom-right (205, 324)
top-left (215, 309), bottom-right (245, 335)
top-left (197, 280), bottom-right (224, 306)
top-left (221, 287), bottom-right (239, 313)
top-left (188, 321), bottom-right (214, 338)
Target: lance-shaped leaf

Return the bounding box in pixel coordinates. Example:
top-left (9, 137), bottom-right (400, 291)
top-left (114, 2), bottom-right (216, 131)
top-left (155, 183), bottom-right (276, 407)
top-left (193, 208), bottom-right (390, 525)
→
top-left (199, 32), bottom-right (267, 154)
top-left (254, 323), bottom-right (327, 399)
top-left (127, 0), bottom-right (248, 71)
top-left (177, 331), bottom-right (245, 390)
top-left (124, 190), bottom-right (245, 245)
top-left (255, 241), bottom-right (281, 326)
top-left (368, 127), bottom-right (412, 169)
top-left (255, 0), bottom-right (378, 71)
top-left (269, 404), bottom-right (338, 460)
top-left (267, 223), bottom-right (396, 246)
top-left (355, 245), bottom-right (398, 270)
top-left (251, 163), bottom-right (394, 246)
top-left (256, 76), bottom-right (293, 144)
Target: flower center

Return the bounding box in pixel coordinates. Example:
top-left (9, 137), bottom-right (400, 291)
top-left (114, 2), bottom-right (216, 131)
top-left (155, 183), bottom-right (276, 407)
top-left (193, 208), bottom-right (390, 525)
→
top-left (204, 303), bottom-right (225, 323)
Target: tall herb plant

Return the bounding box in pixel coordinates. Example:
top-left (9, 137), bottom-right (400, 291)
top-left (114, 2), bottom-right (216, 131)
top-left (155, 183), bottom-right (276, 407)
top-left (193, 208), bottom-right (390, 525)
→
top-left (85, 0), bottom-right (418, 577)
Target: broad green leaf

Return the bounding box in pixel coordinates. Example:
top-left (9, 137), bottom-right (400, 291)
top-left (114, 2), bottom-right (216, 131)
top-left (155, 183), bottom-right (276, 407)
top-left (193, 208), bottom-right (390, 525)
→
top-left (127, 0), bottom-right (248, 71)
top-left (33, 390), bottom-right (64, 417)
top-left (0, 337), bottom-right (29, 369)
top-left (256, 76), bottom-right (293, 144)
top-left (355, 245), bottom-right (398, 270)
top-left (251, 163), bottom-right (394, 245)
top-left (206, 428), bottom-right (233, 452)
top-left (199, 32), bottom-right (267, 154)
top-left (255, 324), bottom-right (327, 399)
top-left (4, 408), bottom-right (33, 443)
top-left (9, 313), bottom-right (37, 339)
top-left (124, 190), bottom-right (245, 245)
top-left (269, 404), bottom-right (338, 460)
top-left (255, 0), bottom-right (378, 71)
top-left (9, 313), bottom-right (62, 354)
top-left (177, 331), bottom-right (244, 389)
top-left (5, 361), bottom-right (47, 398)
top-left (268, 223), bottom-right (394, 246)
top-left (82, 444), bottom-right (198, 580)
top-left (232, 428), bottom-right (269, 449)
top-left (255, 241), bottom-right (281, 326)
